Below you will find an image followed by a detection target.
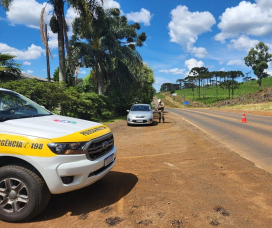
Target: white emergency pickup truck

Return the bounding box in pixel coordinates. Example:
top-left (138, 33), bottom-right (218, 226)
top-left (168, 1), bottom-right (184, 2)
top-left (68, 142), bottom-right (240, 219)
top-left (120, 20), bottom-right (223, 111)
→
top-left (0, 88), bottom-right (117, 222)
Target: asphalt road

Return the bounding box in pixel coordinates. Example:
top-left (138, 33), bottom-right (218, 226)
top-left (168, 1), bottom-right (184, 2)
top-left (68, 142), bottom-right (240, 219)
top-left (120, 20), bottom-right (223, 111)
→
top-left (168, 108), bottom-right (272, 173)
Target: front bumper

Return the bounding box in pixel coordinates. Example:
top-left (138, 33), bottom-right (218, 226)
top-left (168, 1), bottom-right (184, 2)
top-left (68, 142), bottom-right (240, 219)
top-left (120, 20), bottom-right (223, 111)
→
top-left (14, 146), bottom-right (117, 194)
top-left (127, 117), bottom-right (153, 125)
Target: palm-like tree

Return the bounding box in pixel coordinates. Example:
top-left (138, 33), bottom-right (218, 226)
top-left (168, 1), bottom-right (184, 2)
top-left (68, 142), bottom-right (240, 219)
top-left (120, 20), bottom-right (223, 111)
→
top-left (40, 0), bottom-right (105, 84)
top-left (0, 53), bottom-right (21, 82)
top-left (1, 0), bottom-right (104, 85)
top-left (73, 7), bottom-right (145, 95)
top-left (189, 67), bottom-right (209, 99)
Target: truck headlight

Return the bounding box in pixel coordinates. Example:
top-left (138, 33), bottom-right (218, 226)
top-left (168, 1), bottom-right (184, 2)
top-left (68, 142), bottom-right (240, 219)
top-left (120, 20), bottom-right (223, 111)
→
top-left (48, 142), bottom-right (87, 155)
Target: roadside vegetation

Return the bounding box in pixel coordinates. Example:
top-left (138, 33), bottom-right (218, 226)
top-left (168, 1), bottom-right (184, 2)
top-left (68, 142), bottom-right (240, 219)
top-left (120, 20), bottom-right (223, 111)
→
top-left (0, 1), bottom-right (155, 121)
top-left (1, 0), bottom-right (272, 117)
top-left (158, 77), bottom-right (272, 110)
top-left (159, 42), bottom-right (272, 110)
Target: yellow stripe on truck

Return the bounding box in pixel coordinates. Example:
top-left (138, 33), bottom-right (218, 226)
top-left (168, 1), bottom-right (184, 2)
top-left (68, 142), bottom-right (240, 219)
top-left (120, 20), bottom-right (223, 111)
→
top-left (51, 125), bottom-right (111, 142)
top-left (0, 125), bottom-right (111, 157)
top-left (0, 135), bottom-right (54, 157)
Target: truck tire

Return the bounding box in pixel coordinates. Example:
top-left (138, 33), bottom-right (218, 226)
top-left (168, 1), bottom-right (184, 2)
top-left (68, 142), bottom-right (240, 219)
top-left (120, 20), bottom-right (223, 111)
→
top-left (0, 165), bottom-right (51, 222)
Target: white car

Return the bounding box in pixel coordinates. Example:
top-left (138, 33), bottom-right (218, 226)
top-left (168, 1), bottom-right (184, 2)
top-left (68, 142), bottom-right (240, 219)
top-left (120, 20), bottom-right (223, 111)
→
top-left (127, 104), bottom-right (153, 126)
top-left (0, 88), bottom-right (117, 222)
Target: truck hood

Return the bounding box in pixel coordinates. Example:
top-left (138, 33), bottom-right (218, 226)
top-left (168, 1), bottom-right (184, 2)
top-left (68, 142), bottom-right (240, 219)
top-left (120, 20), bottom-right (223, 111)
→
top-left (0, 114), bottom-right (102, 139)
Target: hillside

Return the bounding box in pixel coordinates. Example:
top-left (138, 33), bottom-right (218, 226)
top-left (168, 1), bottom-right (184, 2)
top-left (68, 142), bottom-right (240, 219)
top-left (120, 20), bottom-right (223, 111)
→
top-left (157, 77), bottom-right (272, 111)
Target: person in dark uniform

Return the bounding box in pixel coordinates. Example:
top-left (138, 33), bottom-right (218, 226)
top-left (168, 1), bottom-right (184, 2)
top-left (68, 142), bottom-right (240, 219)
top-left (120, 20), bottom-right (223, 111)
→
top-left (157, 99), bottom-right (165, 123)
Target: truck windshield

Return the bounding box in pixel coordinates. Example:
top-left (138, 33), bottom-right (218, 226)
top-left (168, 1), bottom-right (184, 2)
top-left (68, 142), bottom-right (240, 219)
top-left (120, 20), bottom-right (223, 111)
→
top-left (0, 90), bottom-right (52, 121)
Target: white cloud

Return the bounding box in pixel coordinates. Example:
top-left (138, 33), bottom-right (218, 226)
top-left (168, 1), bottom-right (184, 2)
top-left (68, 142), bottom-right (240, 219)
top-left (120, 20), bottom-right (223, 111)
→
top-left (126, 8), bottom-right (153, 26)
top-left (65, 7), bottom-right (80, 35)
top-left (215, 1), bottom-right (272, 42)
top-left (159, 68), bottom-right (186, 75)
top-left (168, 5), bottom-right (215, 58)
top-left (266, 43), bottom-right (272, 51)
top-left (226, 59), bottom-right (244, 66)
top-left (256, 0), bottom-right (272, 9)
top-left (22, 70), bottom-right (33, 74)
top-left (6, 0), bottom-right (52, 29)
top-left (47, 30), bottom-right (58, 49)
top-left (178, 54), bottom-right (188, 60)
top-left (0, 43), bottom-right (45, 60)
top-left (103, 0), bottom-right (121, 10)
top-left (23, 61), bottom-right (31, 65)
top-left (5, 0), bottom-right (77, 50)
top-left (228, 35), bottom-right (259, 51)
top-left (79, 70), bottom-right (87, 74)
top-left (185, 58), bottom-right (205, 71)
top-left (155, 76), bottom-right (170, 85)
top-left (220, 68), bottom-right (225, 71)
top-left (187, 46), bottom-right (207, 58)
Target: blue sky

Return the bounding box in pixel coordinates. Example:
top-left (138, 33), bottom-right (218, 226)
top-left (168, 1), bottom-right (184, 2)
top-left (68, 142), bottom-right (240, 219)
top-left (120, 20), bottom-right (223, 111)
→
top-left (1, 0), bottom-right (272, 91)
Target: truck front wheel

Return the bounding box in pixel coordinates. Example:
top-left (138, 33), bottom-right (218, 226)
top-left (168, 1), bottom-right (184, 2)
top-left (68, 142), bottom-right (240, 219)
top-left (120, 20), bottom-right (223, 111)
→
top-left (0, 165), bottom-right (51, 222)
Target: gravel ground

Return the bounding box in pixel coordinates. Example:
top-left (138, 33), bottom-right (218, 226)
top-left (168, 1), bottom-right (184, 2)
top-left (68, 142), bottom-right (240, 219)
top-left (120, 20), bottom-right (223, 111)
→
top-left (1, 111), bottom-right (272, 227)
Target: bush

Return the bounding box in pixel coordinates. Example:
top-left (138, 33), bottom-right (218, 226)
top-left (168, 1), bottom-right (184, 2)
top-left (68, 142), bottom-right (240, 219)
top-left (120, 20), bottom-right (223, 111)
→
top-left (1, 79), bottom-right (65, 111)
top-left (60, 87), bottom-right (111, 121)
top-left (1, 79), bottom-right (112, 121)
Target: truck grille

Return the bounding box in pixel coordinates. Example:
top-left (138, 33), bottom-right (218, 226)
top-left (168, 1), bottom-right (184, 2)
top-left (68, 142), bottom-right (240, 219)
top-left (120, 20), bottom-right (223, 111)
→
top-left (84, 133), bottom-right (114, 160)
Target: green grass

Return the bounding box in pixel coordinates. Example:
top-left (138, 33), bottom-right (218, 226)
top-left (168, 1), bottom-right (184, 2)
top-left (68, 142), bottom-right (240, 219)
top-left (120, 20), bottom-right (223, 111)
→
top-left (156, 92), bottom-right (165, 99)
top-left (171, 77), bottom-right (272, 105)
top-left (100, 116), bottom-right (127, 125)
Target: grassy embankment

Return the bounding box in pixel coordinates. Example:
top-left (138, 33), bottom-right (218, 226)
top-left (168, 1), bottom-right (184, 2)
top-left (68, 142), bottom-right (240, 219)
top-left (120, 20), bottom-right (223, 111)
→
top-left (157, 77), bottom-right (272, 111)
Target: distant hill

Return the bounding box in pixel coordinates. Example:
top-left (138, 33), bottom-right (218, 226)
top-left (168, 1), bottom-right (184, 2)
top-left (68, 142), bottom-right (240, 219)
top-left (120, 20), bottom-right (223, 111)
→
top-left (156, 77), bottom-right (272, 108)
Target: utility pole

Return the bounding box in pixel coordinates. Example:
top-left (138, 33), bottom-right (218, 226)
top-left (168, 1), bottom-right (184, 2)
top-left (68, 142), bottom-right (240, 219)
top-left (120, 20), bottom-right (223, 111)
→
top-left (45, 24), bottom-right (50, 82)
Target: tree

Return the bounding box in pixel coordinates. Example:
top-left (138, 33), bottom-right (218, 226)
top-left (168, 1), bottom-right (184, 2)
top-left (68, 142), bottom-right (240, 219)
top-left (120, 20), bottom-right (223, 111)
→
top-left (73, 7), bottom-right (146, 95)
top-left (1, 0), bottom-right (100, 85)
top-left (218, 71), bottom-right (243, 99)
top-left (228, 71), bottom-right (244, 98)
top-left (219, 80), bottom-right (238, 99)
top-left (69, 36), bottom-right (90, 86)
top-left (0, 53), bottom-right (21, 83)
top-left (41, 0), bottom-right (104, 85)
top-left (176, 79), bottom-right (183, 90)
top-left (201, 72), bottom-right (212, 100)
top-left (133, 64), bottom-right (155, 104)
top-left (189, 67), bottom-right (209, 99)
top-left (177, 78), bottom-right (188, 99)
top-left (210, 71), bottom-right (219, 101)
top-left (160, 83), bottom-right (179, 93)
top-left (244, 42), bottom-right (272, 90)
top-left (185, 75), bottom-right (197, 101)
top-left (52, 65), bottom-right (75, 87)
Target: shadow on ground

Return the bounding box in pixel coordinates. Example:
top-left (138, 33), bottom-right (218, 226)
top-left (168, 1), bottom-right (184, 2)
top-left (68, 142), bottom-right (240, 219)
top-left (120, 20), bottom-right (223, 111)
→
top-left (33, 171), bottom-right (138, 222)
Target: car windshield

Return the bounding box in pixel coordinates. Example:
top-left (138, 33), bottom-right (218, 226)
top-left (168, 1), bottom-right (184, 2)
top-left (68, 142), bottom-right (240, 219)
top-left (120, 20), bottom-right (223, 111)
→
top-left (0, 90), bottom-right (52, 121)
top-left (131, 105), bottom-right (151, 111)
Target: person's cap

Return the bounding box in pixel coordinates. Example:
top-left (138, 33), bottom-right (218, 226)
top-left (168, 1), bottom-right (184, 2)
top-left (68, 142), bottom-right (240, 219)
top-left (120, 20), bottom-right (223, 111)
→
top-left (158, 99), bottom-right (161, 102)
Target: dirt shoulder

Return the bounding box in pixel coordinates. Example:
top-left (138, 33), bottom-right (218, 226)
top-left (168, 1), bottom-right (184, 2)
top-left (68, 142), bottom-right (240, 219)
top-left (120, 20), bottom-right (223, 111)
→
top-left (1, 112), bottom-right (272, 227)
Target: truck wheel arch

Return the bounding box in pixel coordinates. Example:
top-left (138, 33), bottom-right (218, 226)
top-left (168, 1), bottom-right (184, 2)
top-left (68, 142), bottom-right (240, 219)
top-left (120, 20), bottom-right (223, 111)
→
top-left (0, 156), bottom-right (44, 182)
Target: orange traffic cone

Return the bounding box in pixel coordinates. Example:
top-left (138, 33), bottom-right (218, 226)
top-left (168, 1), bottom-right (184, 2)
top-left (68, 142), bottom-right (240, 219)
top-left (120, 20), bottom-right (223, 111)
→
top-left (241, 111), bottom-right (247, 123)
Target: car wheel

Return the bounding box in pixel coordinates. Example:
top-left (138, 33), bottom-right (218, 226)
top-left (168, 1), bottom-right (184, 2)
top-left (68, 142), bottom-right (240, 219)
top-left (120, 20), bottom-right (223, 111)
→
top-left (0, 165), bottom-right (51, 222)
top-left (127, 122), bottom-right (130, 126)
